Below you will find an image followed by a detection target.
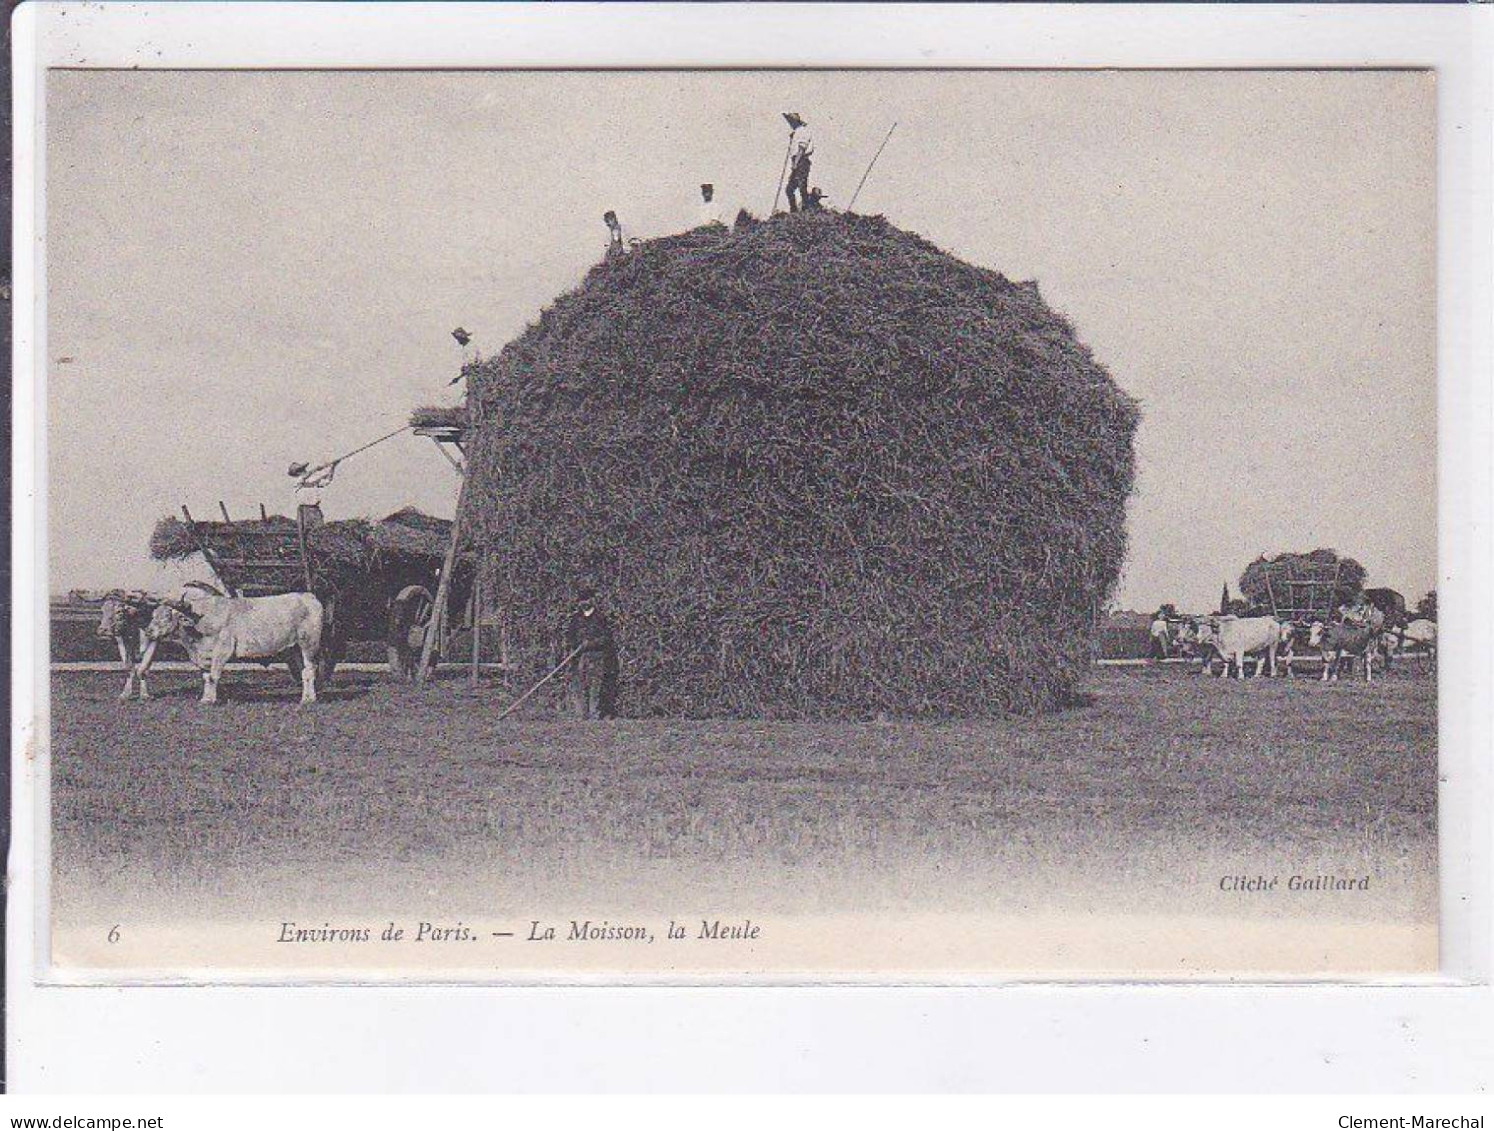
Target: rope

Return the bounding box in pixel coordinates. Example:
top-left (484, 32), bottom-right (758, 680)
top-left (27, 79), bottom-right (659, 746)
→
top-left (336, 423), bottom-right (413, 462)
top-left (295, 424), bottom-right (413, 490)
top-left (494, 644), bottom-right (586, 721)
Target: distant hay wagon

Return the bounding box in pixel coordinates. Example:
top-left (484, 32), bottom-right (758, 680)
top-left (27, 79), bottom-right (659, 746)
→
top-left (150, 502), bottom-right (478, 681)
top-left (1240, 550), bottom-right (1366, 626)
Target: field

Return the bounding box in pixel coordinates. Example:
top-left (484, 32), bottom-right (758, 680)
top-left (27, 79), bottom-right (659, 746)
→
top-left (50, 662), bottom-right (1437, 968)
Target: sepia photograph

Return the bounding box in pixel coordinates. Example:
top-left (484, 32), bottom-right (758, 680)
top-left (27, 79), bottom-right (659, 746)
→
top-left (39, 65), bottom-right (1438, 979)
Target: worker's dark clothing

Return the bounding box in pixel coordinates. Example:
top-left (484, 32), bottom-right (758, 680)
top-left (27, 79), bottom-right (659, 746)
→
top-left (1148, 619), bottom-right (1172, 660)
top-left (560, 607), bottom-right (617, 719)
top-left (786, 149), bottom-right (813, 212)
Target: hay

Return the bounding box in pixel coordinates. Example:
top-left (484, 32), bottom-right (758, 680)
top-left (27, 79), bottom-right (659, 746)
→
top-left (371, 506), bottom-right (454, 558)
top-left (148, 510), bottom-right (454, 595)
top-left (149, 514), bottom-right (294, 562)
top-left (1239, 549), bottom-right (1366, 612)
top-left (149, 515), bottom-right (192, 561)
top-left (466, 210), bottom-right (1138, 718)
top-left (410, 404), bottom-right (468, 430)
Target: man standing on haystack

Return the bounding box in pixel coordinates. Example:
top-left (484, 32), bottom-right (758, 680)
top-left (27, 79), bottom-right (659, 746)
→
top-left (698, 183), bottom-right (726, 228)
top-left (558, 585), bottom-right (618, 719)
top-left (786, 139), bottom-right (814, 212)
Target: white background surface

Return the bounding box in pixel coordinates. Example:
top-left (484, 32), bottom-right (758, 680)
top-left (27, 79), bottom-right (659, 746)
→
top-left (10, 2), bottom-right (1494, 1092)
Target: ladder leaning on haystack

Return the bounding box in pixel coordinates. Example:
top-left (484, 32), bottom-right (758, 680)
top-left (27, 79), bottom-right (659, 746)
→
top-left (409, 390), bottom-right (484, 688)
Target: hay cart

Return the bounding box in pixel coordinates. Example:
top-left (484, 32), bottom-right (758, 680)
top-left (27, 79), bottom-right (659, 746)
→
top-left (1256, 560), bottom-right (1344, 626)
top-left (1244, 557), bottom-right (1348, 674)
top-left (172, 502), bottom-right (475, 682)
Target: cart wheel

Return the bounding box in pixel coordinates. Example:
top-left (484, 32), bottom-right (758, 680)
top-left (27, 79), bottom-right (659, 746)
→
top-left (388, 586), bottom-right (438, 681)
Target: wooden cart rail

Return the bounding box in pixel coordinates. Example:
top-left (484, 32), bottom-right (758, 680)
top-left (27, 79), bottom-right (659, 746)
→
top-left (1262, 561), bottom-right (1344, 623)
top-left (177, 504), bottom-right (319, 597)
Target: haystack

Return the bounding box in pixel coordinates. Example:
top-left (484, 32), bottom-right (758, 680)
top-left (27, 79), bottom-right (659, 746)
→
top-left (465, 211), bottom-right (1138, 717)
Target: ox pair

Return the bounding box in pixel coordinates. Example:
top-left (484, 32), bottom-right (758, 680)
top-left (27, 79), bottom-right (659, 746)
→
top-left (106, 586), bottom-right (327, 705)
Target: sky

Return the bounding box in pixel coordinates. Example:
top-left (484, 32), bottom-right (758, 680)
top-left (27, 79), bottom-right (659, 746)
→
top-left (44, 69), bottom-right (1436, 612)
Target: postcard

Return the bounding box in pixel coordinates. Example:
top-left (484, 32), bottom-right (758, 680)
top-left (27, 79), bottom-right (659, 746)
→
top-left (35, 65), bottom-right (1440, 981)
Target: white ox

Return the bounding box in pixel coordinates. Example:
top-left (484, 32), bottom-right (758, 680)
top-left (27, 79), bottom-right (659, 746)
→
top-left (1195, 615), bottom-right (1294, 679)
top-left (1389, 617), bottom-right (1437, 671)
top-left (137, 591), bottom-right (326, 704)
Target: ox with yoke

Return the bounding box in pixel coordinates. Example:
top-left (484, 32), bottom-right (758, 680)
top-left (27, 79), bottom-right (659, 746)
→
top-left (157, 502), bottom-right (478, 692)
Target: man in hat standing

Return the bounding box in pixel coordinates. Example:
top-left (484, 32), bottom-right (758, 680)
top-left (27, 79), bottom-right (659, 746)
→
top-left (603, 210), bottom-right (624, 260)
top-left (558, 585), bottom-right (618, 719)
top-left (785, 140), bottom-right (814, 213)
top-left (698, 183), bottom-right (726, 228)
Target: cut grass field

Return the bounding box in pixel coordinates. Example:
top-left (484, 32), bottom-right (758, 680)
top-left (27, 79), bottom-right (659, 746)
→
top-left (50, 664), bottom-right (1436, 938)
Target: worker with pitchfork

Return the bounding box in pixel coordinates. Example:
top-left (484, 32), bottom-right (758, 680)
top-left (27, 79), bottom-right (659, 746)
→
top-left (786, 140), bottom-right (815, 213)
top-left (557, 584), bottom-right (618, 719)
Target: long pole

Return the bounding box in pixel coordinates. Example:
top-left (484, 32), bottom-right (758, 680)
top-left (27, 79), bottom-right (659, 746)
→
top-left (294, 423), bottom-right (412, 490)
top-left (295, 506), bottom-right (314, 593)
top-left (180, 506), bottom-right (238, 597)
top-left (772, 128), bottom-right (798, 214)
top-left (847, 122), bottom-right (898, 212)
top-left (464, 366), bottom-right (482, 688)
top-left (469, 570), bottom-right (482, 687)
top-left (495, 645), bottom-right (585, 722)
top-left (416, 475), bottom-right (468, 687)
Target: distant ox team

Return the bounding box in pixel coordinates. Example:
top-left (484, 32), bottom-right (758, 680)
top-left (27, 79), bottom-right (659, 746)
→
top-left (1164, 597), bottom-right (1406, 682)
